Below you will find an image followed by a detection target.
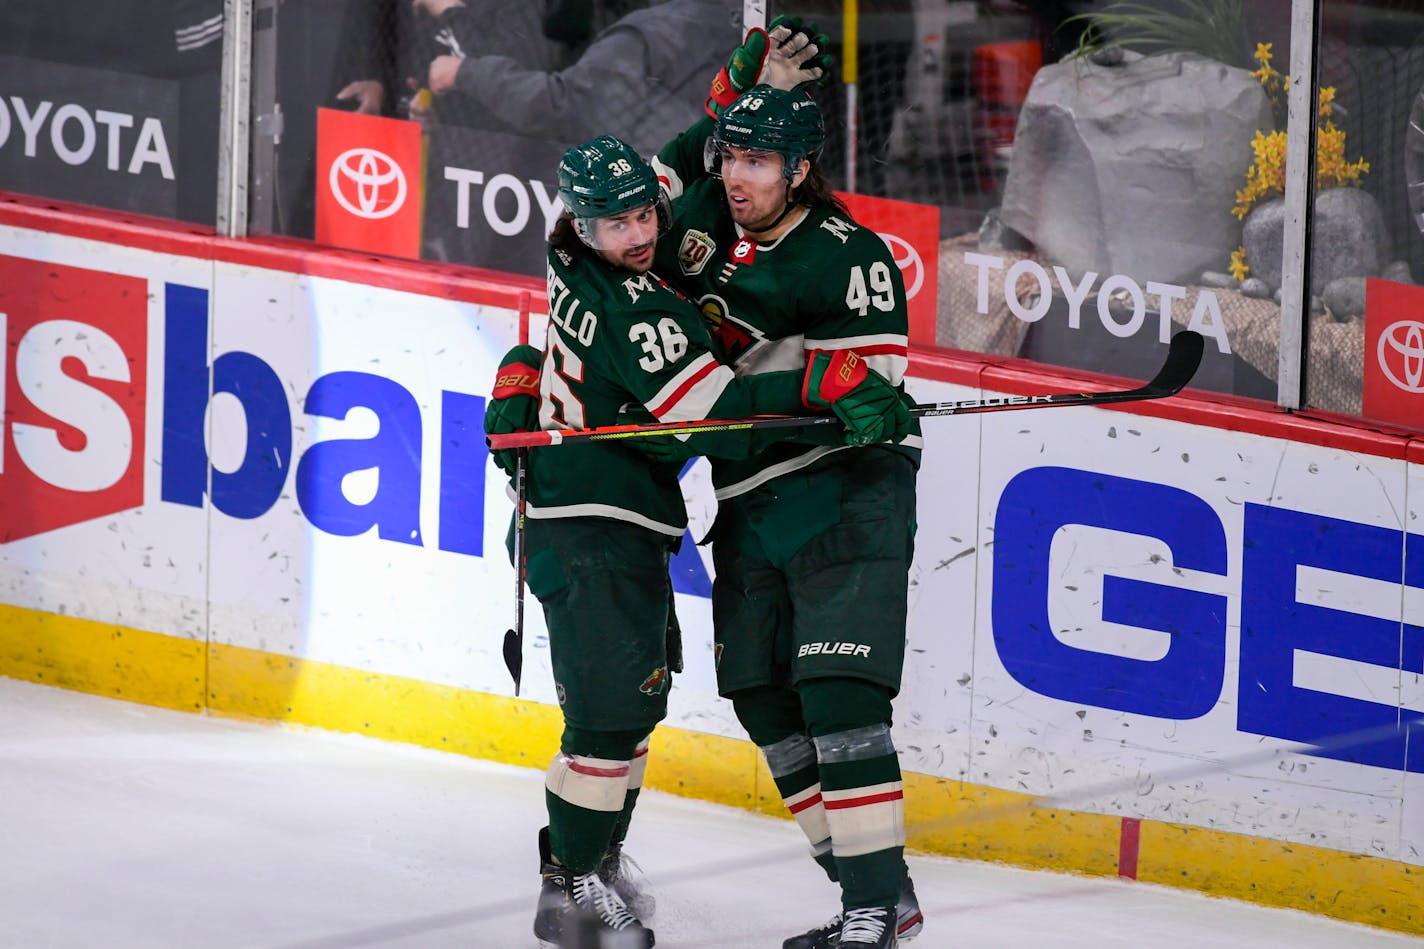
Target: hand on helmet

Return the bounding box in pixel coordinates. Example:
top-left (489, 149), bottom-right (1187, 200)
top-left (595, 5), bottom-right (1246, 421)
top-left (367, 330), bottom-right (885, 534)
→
top-left (705, 14), bottom-right (834, 117)
top-left (762, 16), bottom-right (834, 92)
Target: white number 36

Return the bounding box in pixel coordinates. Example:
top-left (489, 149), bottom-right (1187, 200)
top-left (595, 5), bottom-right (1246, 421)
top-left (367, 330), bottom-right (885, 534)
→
top-left (630, 318), bottom-right (690, 372)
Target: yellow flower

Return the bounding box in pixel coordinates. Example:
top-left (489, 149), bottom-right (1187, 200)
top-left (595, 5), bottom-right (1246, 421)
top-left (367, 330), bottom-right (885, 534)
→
top-left (1229, 247), bottom-right (1250, 282)
top-left (1232, 80), bottom-right (1368, 220)
top-left (1255, 42), bottom-right (1273, 65)
top-left (1317, 86), bottom-right (1336, 118)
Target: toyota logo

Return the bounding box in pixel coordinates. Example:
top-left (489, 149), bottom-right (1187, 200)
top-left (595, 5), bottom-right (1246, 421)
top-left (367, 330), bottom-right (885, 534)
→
top-left (329, 147), bottom-right (407, 220)
top-left (878, 232), bottom-right (924, 300)
top-left (1377, 320), bottom-right (1424, 393)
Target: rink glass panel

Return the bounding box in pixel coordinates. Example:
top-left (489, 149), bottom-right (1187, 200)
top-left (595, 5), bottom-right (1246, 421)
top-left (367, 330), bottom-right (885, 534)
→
top-left (0, 0), bottom-right (223, 225)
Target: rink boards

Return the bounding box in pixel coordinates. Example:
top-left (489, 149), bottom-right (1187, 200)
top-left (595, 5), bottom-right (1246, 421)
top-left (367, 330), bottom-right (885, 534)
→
top-left (1, 196), bottom-right (1421, 934)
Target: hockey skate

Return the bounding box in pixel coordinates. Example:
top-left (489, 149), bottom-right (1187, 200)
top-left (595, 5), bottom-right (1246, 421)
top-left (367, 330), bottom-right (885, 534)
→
top-left (535, 828), bottom-right (655, 948)
top-left (837, 906), bottom-right (898, 947)
top-left (782, 871), bottom-right (923, 948)
top-left (598, 842), bottom-right (656, 920)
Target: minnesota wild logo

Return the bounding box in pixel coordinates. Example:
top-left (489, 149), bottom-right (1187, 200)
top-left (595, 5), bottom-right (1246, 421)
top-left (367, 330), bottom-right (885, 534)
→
top-left (698, 294), bottom-right (757, 363)
top-left (639, 665), bottom-right (670, 696)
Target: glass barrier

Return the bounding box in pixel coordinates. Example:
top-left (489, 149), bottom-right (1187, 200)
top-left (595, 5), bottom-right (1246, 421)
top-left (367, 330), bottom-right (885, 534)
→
top-left (0, 0), bottom-right (224, 225)
top-left (762, 0), bottom-right (1299, 402)
top-left (249, 0), bottom-right (746, 273)
top-left (9, 1), bottom-right (1413, 427)
top-left (1305, 0), bottom-right (1424, 430)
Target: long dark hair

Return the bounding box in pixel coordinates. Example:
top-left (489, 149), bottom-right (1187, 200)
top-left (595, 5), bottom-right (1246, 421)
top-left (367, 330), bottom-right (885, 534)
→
top-left (793, 160), bottom-right (849, 216)
top-left (548, 211), bottom-right (589, 256)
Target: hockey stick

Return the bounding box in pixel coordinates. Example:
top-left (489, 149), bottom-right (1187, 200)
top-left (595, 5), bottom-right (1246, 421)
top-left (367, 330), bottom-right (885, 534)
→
top-left (501, 448), bottom-right (528, 695)
top-left (486, 330), bottom-right (1206, 451)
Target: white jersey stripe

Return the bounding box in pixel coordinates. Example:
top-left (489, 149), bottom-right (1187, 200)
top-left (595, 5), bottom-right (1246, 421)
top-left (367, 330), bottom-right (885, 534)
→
top-left (652, 156), bottom-right (684, 201)
top-left (646, 352), bottom-right (731, 420)
top-left (803, 336), bottom-right (910, 384)
top-left (713, 445), bottom-right (848, 499)
top-left (804, 333), bottom-right (908, 351)
top-left (513, 491), bottom-right (685, 537)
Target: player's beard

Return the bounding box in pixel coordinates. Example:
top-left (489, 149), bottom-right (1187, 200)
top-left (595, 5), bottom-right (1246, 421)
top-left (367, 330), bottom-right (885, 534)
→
top-left (606, 240), bottom-right (656, 273)
top-left (725, 183), bottom-right (791, 235)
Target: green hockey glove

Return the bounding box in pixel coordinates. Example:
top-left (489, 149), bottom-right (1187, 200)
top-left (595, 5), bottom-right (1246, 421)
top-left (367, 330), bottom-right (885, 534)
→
top-left (760, 15), bottom-right (834, 92)
top-left (484, 345), bottom-right (542, 476)
top-left (705, 15), bottom-right (833, 118)
top-left (802, 349), bottom-right (911, 447)
top-left (706, 26), bottom-right (770, 117)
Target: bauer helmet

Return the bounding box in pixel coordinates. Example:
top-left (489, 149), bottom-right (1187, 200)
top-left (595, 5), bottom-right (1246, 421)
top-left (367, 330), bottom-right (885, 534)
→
top-left (710, 85), bottom-right (826, 181)
top-left (557, 135), bottom-right (670, 250)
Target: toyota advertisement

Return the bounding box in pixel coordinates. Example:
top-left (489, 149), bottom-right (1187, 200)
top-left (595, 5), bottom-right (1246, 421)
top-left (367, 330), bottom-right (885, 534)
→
top-left (1364, 278), bottom-right (1424, 429)
top-left (0, 56), bottom-right (180, 218)
top-left (313, 107), bottom-right (944, 299)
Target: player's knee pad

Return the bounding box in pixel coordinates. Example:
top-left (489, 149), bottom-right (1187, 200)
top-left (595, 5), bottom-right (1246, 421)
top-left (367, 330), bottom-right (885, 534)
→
top-left (729, 684), bottom-right (806, 747)
top-left (798, 676), bottom-right (894, 738)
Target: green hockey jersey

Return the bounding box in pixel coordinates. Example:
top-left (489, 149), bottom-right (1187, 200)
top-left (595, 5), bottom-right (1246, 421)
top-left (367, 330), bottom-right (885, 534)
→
top-left (653, 117), bottom-right (923, 500)
top-left (528, 240), bottom-right (808, 534)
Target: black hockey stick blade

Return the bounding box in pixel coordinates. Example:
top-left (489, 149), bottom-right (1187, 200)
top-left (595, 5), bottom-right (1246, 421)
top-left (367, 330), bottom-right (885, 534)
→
top-left (1140, 328), bottom-right (1206, 396)
top-left (502, 627), bottom-right (523, 695)
top-left (912, 329), bottom-right (1205, 418)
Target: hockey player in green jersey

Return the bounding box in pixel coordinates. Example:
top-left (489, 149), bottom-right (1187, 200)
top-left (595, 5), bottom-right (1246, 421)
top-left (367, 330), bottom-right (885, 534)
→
top-left (650, 66), bottom-right (925, 949)
top-left (482, 133), bottom-right (912, 949)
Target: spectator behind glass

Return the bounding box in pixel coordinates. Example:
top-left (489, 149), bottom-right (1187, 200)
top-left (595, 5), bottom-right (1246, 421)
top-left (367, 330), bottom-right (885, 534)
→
top-left (406, 0), bottom-right (571, 129)
top-left (411, 0), bottom-right (741, 159)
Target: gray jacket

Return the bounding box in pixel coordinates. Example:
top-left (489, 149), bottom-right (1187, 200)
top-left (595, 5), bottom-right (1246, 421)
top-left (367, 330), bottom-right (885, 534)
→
top-left (449, 0), bottom-right (741, 157)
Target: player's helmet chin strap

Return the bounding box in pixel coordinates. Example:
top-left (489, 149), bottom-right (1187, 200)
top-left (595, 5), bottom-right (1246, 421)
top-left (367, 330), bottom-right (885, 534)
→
top-left (753, 159), bottom-right (809, 233)
top-left (758, 183), bottom-right (800, 232)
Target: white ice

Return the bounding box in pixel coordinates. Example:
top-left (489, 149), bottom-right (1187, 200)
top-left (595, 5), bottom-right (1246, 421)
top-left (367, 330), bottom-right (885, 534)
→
top-left (0, 676), bottom-right (1418, 949)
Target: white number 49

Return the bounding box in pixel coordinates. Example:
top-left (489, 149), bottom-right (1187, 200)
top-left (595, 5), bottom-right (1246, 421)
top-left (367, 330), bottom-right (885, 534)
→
top-left (845, 261), bottom-right (895, 316)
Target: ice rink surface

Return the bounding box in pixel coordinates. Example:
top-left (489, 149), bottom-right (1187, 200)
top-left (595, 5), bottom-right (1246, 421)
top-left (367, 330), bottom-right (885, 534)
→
top-left (1, 676), bottom-right (1419, 949)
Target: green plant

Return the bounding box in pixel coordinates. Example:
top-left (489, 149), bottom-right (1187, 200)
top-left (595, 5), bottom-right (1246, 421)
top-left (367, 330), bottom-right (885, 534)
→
top-left (1067, 0), bottom-right (1252, 70)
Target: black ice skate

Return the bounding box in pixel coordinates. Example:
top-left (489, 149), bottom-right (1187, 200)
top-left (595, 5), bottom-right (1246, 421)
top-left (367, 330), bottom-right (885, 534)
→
top-left (836, 906), bottom-right (897, 947)
top-left (782, 871), bottom-right (923, 948)
top-left (535, 828), bottom-right (655, 948)
top-left (598, 842), bottom-right (656, 920)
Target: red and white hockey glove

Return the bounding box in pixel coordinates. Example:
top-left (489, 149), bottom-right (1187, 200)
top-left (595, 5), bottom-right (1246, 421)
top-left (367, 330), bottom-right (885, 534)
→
top-left (484, 345), bottom-right (542, 475)
top-left (802, 349), bottom-right (910, 447)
